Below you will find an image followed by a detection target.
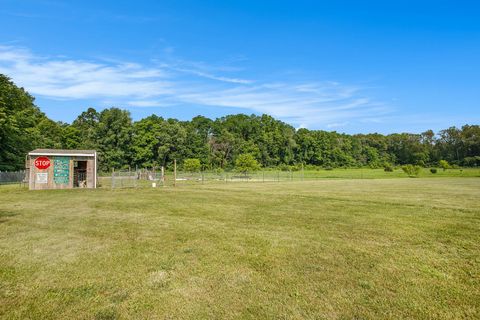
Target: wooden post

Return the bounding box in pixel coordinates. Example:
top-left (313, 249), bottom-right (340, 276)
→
top-left (173, 159), bottom-right (177, 187)
top-left (134, 165), bottom-right (137, 188)
top-left (111, 168), bottom-right (115, 189)
top-left (161, 166), bottom-right (165, 187)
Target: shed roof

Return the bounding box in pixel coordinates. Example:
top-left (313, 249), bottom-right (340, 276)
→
top-left (28, 149), bottom-right (96, 156)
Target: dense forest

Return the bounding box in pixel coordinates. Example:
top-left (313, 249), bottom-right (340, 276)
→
top-left (1, 74), bottom-right (479, 172)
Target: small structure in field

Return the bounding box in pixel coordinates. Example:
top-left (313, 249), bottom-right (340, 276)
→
top-left (27, 149), bottom-right (97, 190)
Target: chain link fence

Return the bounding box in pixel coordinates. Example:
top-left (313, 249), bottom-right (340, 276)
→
top-left (0, 170), bottom-right (27, 186)
top-left (101, 168), bottom-right (308, 189)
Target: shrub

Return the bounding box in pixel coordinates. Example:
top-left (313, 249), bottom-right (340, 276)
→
top-left (291, 164), bottom-right (302, 172)
top-left (463, 156), bottom-right (480, 167)
top-left (439, 160), bottom-right (449, 171)
top-left (402, 164), bottom-right (421, 177)
top-left (235, 154), bottom-right (260, 175)
top-left (324, 166), bottom-right (333, 171)
top-left (430, 168), bottom-right (437, 174)
top-left (416, 160), bottom-right (426, 167)
top-left (384, 164), bottom-right (394, 172)
top-left (183, 158), bottom-right (201, 172)
top-left (279, 164), bottom-right (293, 171)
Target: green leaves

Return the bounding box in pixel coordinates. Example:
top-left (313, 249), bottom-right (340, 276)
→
top-left (235, 153), bottom-right (261, 175)
top-left (183, 158), bottom-right (201, 172)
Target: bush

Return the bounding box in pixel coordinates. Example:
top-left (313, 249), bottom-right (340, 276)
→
top-left (402, 164), bottom-right (421, 177)
top-left (235, 154), bottom-right (260, 175)
top-left (416, 160), bottom-right (426, 167)
top-left (214, 167), bottom-right (224, 174)
top-left (183, 158), bottom-right (201, 172)
top-left (430, 168), bottom-right (437, 174)
top-left (279, 164), bottom-right (295, 171)
top-left (439, 160), bottom-right (449, 171)
top-left (463, 156), bottom-right (480, 167)
top-left (324, 166), bottom-right (333, 171)
top-left (384, 164), bottom-right (394, 172)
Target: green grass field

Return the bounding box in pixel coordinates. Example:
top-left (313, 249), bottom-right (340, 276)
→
top-left (1, 178), bottom-right (479, 319)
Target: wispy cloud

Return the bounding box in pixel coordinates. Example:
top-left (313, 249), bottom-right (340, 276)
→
top-left (0, 45), bottom-right (390, 128)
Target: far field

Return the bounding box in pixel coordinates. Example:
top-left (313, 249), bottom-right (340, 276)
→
top-left (1, 177), bottom-right (479, 319)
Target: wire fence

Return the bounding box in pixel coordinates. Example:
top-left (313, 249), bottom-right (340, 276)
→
top-left (100, 168), bottom-right (309, 189)
top-left (5, 166), bottom-right (466, 190)
top-left (0, 168), bottom-right (306, 190)
top-left (0, 170), bottom-right (27, 186)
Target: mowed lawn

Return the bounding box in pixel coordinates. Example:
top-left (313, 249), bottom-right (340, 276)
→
top-left (0, 179), bottom-right (479, 319)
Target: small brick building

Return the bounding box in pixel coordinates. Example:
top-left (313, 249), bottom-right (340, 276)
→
top-left (27, 149), bottom-right (97, 190)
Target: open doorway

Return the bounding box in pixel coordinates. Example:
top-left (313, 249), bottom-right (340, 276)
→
top-left (74, 161), bottom-right (87, 187)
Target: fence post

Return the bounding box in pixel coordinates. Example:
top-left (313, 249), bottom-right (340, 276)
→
top-left (120, 169), bottom-right (124, 188)
top-left (201, 170), bottom-right (204, 184)
top-left (161, 166), bottom-right (165, 187)
top-left (173, 159), bottom-right (177, 187)
top-left (134, 166), bottom-right (138, 188)
top-left (111, 168), bottom-right (115, 189)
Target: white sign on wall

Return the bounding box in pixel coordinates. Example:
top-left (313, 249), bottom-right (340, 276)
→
top-left (36, 173), bottom-right (48, 184)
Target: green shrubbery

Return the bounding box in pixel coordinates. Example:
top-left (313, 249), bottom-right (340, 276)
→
top-left (278, 164), bottom-right (303, 171)
top-left (384, 164), bottom-right (394, 172)
top-left (430, 168), bottom-right (437, 174)
top-left (183, 158), bottom-right (201, 172)
top-left (402, 164), bottom-right (421, 177)
top-left (439, 160), bottom-right (450, 171)
top-left (235, 154), bottom-right (260, 175)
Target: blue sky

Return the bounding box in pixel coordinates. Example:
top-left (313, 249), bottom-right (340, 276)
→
top-left (0, 0), bottom-right (479, 133)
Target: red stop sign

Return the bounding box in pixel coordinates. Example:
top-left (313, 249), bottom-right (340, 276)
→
top-left (34, 157), bottom-right (51, 170)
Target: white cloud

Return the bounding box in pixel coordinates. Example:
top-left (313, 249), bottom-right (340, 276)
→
top-left (0, 45), bottom-right (172, 100)
top-left (0, 45), bottom-right (390, 128)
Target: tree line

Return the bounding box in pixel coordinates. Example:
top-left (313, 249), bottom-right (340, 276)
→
top-left (1, 74), bottom-right (479, 172)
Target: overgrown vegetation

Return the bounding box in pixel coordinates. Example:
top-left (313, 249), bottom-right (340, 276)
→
top-left (1, 74), bottom-right (479, 171)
